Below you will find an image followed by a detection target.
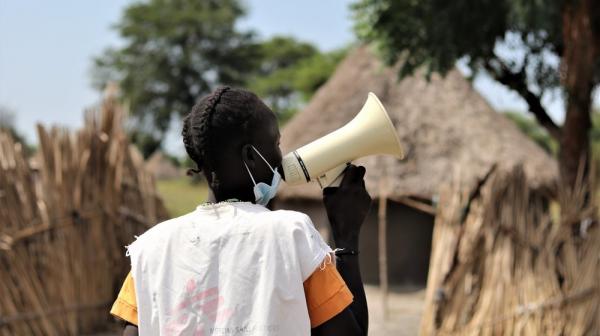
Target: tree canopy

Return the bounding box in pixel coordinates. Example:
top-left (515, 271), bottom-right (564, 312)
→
top-left (353, 0), bottom-right (600, 188)
top-left (247, 37), bottom-right (346, 122)
top-left (93, 0), bottom-right (258, 156)
top-left (504, 111), bottom-right (557, 155)
top-left (93, 0), bottom-right (345, 157)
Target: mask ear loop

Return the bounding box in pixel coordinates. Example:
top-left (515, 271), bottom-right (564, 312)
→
top-left (251, 145), bottom-right (276, 172)
top-left (243, 161), bottom-right (257, 186)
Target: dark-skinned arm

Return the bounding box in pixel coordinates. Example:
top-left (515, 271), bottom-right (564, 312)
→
top-left (312, 165), bottom-right (371, 336)
top-left (122, 323), bottom-right (138, 336)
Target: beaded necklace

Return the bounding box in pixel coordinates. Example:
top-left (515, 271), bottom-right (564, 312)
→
top-left (198, 198), bottom-right (242, 207)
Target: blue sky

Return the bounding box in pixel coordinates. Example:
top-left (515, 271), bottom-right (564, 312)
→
top-left (0, 0), bottom-right (355, 153)
top-left (0, 0), bottom-right (595, 155)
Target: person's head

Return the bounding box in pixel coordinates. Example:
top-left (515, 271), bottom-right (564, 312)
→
top-left (182, 86), bottom-right (282, 203)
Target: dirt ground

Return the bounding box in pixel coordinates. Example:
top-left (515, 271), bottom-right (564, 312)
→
top-left (364, 285), bottom-right (426, 336)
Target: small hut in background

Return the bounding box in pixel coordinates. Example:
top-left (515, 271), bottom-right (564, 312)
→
top-left (146, 151), bottom-right (183, 180)
top-left (274, 46), bottom-right (557, 287)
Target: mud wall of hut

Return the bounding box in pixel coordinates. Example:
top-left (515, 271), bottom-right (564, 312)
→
top-left (274, 199), bottom-right (435, 286)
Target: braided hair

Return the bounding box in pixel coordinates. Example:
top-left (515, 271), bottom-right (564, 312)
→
top-left (182, 86), bottom-right (270, 189)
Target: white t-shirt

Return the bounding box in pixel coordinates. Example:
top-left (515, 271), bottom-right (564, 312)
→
top-left (127, 201), bottom-right (332, 336)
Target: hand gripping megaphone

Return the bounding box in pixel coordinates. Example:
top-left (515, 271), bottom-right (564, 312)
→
top-left (281, 92), bottom-right (404, 188)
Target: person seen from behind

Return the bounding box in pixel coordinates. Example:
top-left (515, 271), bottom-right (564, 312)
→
top-left (110, 87), bottom-right (371, 335)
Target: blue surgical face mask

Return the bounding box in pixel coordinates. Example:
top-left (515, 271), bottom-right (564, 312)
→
top-left (243, 146), bottom-right (281, 206)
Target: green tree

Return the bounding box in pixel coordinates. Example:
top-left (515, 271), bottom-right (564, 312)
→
top-left (247, 36), bottom-right (318, 121)
top-left (589, 110), bottom-right (600, 159)
top-left (248, 37), bottom-right (347, 122)
top-left (93, 0), bottom-right (260, 157)
top-left (504, 111), bottom-right (558, 155)
top-left (290, 48), bottom-right (348, 102)
top-left (506, 109), bottom-right (600, 162)
top-left (353, 0), bottom-right (600, 189)
top-left (93, 1), bottom-right (343, 157)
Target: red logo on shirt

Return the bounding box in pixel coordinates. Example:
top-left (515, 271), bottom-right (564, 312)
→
top-left (163, 279), bottom-right (233, 335)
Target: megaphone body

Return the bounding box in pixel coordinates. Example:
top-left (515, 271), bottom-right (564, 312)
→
top-left (281, 92), bottom-right (404, 188)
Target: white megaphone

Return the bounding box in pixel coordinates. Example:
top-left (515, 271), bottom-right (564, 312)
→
top-left (281, 92), bottom-right (404, 188)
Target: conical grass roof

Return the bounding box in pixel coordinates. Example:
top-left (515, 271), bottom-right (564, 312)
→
top-left (277, 46), bottom-right (557, 201)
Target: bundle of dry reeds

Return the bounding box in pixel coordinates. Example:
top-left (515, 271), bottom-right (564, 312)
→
top-left (420, 166), bottom-right (599, 335)
top-left (0, 96), bottom-right (168, 335)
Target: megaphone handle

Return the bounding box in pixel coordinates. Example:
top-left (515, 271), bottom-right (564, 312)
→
top-left (317, 162), bottom-right (351, 189)
top-left (328, 171), bottom-right (346, 188)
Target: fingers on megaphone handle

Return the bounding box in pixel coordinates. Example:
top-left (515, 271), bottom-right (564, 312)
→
top-left (357, 165), bottom-right (366, 180)
top-left (360, 168), bottom-right (366, 189)
top-left (340, 164), bottom-right (366, 188)
top-left (357, 166), bottom-right (367, 189)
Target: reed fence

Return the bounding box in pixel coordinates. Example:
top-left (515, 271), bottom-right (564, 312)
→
top-left (420, 166), bottom-right (599, 335)
top-left (0, 97), bottom-right (168, 335)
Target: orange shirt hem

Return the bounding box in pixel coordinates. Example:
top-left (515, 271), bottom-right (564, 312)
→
top-left (110, 297), bottom-right (138, 325)
top-left (111, 260), bottom-right (352, 328)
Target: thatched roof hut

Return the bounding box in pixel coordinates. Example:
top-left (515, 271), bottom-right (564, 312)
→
top-left (278, 46), bottom-right (557, 202)
top-left (146, 151), bottom-right (183, 180)
top-left (274, 46), bottom-right (557, 286)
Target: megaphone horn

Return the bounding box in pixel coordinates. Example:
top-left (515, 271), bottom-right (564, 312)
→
top-left (281, 92), bottom-right (404, 188)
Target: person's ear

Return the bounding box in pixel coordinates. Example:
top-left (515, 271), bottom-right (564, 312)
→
top-left (241, 144), bottom-right (256, 169)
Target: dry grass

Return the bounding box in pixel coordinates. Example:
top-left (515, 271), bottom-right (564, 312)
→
top-left (278, 46), bottom-right (557, 202)
top-left (156, 178), bottom-right (208, 217)
top-left (0, 96), bottom-right (167, 335)
top-left (420, 167), bottom-right (599, 335)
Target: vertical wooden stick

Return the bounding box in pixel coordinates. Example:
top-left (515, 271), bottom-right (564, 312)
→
top-left (378, 176), bottom-right (389, 321)
top-left (0, 92), bottom-right (168, 335)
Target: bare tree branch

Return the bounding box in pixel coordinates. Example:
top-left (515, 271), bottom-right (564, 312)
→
top-left (484, 61), bottom-right (562, 140)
